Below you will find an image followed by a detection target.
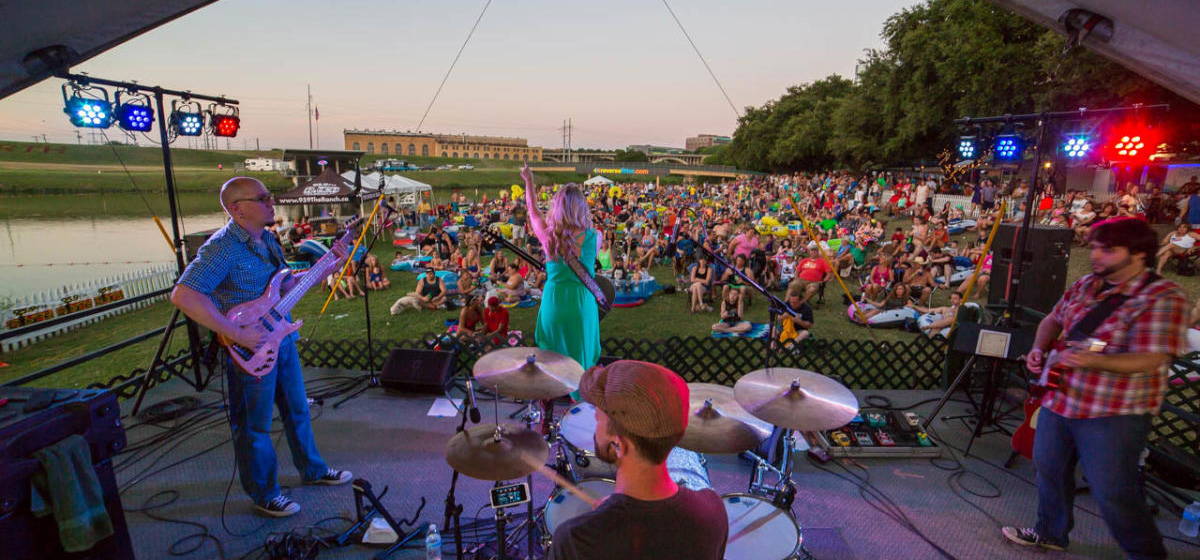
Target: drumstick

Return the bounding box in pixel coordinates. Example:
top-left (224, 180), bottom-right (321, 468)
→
top-left (519, 453), bottom-right (600, 508)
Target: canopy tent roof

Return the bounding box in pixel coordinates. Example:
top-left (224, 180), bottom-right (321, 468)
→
top-left (991, 1), bottom-right (1200, 106)
top-left (341, 171), bottom-right (431, 199)
top-left (275, 167), bottom-right (357, 205)
top-left (0, 1), bottom-right (217, 99)
top-left (583, 175), bottom-right (614, 186)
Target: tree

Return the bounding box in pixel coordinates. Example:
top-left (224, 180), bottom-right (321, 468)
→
top-left (612, 149), bottom-right (649, 162)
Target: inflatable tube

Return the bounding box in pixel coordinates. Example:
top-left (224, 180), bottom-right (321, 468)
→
top-left (613, 299), bottom-right (645, 308)
top-left (286, 261), bottom-right (311, 271)
top-left (935, 265), bottom-right (974, 286)
top-left (392, 238), bottom-right (415, 247)
top-left (947, 219), bottom-right (976, 235)
top-left (847, 303), bottom-right (918, 328)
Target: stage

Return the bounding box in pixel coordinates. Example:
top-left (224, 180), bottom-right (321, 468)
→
top-left (114, 367), bottom-right (1196, 559)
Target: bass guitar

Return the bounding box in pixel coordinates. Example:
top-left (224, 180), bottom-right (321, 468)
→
top-left (220, 217), bottom-right (363, 376)
top-left (480, 227), bottom-right (615, 320)
top-left (1010, 338), bottom-right (1108, 459)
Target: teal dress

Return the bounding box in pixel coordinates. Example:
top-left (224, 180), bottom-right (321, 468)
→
top-left (536, 228), bottom-right (602, 370)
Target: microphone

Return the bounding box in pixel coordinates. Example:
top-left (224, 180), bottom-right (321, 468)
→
top-left (465, 377), bottom-right (481, 423)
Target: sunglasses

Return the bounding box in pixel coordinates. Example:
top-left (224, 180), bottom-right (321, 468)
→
top-left (233, 194), bottom-right (273, 205)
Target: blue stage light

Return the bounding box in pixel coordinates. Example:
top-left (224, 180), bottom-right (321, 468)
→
top-left (1062, 134), bottom-right (1091, 159)
top-left (172, 111), bottom-right (204, 136)
top-left (117, 103), bottom-right (154, 132)
top-left (64, 97), bottom-right (113, 128)
top-left (957, 136), bottom-right (977, 160)
top-left (994, 134), bottom-right (1022, 161)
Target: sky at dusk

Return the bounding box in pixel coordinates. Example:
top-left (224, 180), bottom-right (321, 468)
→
top-left (0, 0), bottom-right (918, 151)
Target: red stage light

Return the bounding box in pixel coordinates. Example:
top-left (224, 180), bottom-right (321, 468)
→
top-left (1105, 125), bottom-right (1157, 163)
top-left (212, 115), bottom-right (240, 137)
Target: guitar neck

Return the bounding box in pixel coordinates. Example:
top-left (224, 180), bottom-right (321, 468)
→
top-left (490, 231), bottom-right (545, 272)
top-left (277, 251), bottom-right (340, 314)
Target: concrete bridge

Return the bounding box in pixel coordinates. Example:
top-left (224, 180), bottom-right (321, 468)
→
top-left (541, 149), bottom-right (706, 166)
top-left (529, 161), bottom-right (757, 180)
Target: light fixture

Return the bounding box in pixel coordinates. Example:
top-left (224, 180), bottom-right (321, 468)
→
top-left (61, 82), bottom-right (112, 129)
top-left (1105, 122), bottom-right (1158, 163)
top-left (956, 136), bottom-right (977, 160)
top-left (170, 99), bottom-right (204, 136)
top-left (1061, 133), bottom-right (1091, 159)
top-left (115, 90), bottom-right (154, 132)
top-left (209, 103), bottom-right (240, 137)
top-left (993, 134), bottom-right (1023, 161)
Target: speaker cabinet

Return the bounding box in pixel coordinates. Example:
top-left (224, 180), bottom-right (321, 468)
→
top-left (988, 224), bottom-right (1073, 314)
top-left (380, 348), bottom-right (456, 394)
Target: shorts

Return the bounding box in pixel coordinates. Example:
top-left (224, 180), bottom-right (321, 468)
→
top-left (981, 201), bottom-right (995, 210)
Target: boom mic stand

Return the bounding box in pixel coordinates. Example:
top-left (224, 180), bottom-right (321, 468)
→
top-left (334, 200), bottom-right (393, 409)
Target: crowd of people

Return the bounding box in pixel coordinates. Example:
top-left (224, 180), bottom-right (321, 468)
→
top-left (270, 170), bottom-right (1200, 344)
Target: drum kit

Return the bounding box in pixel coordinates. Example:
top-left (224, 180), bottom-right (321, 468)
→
top-left (442, 347), bottom-right (859, 560)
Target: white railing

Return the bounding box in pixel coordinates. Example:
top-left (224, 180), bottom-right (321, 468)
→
top-left (1, 264), bottom-right (177, 352)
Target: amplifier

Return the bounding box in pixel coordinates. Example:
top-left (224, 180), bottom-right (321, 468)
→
top-left (380, 348), bottom-right (457, 394)
top-left (0, 388), bottom-right (132, 559)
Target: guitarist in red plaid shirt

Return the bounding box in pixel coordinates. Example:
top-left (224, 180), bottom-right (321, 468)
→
top-left (1002, 217), bottom-right (1188, 558)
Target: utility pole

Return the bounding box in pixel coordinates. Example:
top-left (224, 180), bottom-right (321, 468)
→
top-left (568, 118), bottom-right (573, 161)
top-left (256, 137), bottom-right (260, 151)
top-left (306, 84), bottom-right (313, 149)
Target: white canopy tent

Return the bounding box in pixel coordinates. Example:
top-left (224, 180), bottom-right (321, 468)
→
top-left (583, 175), bottom-right (614, 186)
top-left (341, 171), bottom-right (431, 206)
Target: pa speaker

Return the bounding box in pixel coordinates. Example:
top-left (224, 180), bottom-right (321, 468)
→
top-left (380, 348), bottom-right (456, 394)
top-left (988, 224), bottom-right (1072, 314)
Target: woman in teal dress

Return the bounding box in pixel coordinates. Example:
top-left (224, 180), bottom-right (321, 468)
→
top-left (521, 165), bottom-right (601, 371)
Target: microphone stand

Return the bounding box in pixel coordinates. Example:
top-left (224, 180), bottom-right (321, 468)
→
top-left (699, 245), bottom-right (797, 371)
top-left (334, 204), bottom-right (392, 409)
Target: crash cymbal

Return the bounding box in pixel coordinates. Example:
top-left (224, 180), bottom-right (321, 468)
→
top-left (473, 347), bottom-right (584, 400)
top-left (679, 383), bottom-right (772, 454)
top-left (733, 368), bottom-right (859, 432)
top-left (445, 423), bottom-right (550, 481)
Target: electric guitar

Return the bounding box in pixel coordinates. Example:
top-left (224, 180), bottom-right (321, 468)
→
top-left (219, 217), bottom-right (363, 376)
top-left (1010, 338), bottom-right (1108, 459)
top-left (480, 227), bottom-right (615, 320)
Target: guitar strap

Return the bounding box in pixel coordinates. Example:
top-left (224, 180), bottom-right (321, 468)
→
top-left (565, 252), bottom-right (610, 311)
top-left (1063, 272), bottom-right (1159, 341)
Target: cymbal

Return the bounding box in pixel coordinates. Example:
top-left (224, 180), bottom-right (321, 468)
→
top-left (679, 383), bottom-right (772, 454)
top-left (733, 368), bottom-right (859, 432)
top-left (473, 347), bottom-right (584, 400)
top-left (445, 423), bottom-right (550, 481)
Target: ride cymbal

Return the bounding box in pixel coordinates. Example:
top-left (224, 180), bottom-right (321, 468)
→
top-left (733, 368), bottom-right (859, 431)
top-left (445, 423), bottom-right (550, 481)
top-left (679, 383), bottom-right (772, 454)
top-left (473, 347), bottom-right (584, 400)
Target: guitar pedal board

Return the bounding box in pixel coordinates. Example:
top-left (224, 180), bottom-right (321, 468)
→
top-left (815, 408), bottom-right (941, 458)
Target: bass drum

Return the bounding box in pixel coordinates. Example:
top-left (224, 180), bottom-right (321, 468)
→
top-left (721, 494), bottom-right (802, 560)
top-left (543, 478), bottom-right (616, 538)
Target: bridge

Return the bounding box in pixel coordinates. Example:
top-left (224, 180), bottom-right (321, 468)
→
top-left (529, 161), bottom-right (758, 179)
top-left (541, 149), bottom-right (707, 166)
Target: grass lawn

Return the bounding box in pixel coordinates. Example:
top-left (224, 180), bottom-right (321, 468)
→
top-left (4, 220), bottom-right (1199, 391)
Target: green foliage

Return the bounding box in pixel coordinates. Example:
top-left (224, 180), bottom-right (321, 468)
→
top-left (727, 0), bottom-right (1200, 172)
top-left (612, 149), bottom-right (650, 162)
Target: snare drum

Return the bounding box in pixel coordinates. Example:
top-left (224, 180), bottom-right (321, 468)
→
top-left (543, 478), bottom-right (616, 536)
top-left (722, 493), bottom-right (802, 560)
top-left (558, 403), bottom-right (617, 479)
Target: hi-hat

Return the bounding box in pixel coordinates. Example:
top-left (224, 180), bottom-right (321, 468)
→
top-left (679, 383), bottom-right (772, 454)
top-left (445, 423), bottom-right (549, 481)
top-left (734, 368), bottom-right (859, 431)
top-left (473, 347), bottom-right (584, 400)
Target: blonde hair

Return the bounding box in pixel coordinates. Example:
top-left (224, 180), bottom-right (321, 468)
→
top-left (544, 184), bottom-right (593, 261)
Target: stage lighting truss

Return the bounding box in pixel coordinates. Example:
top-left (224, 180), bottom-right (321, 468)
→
top-left (956, 136), bottom-right (977, 160)
top-left (115, 90), bottom-right (155, 132)
top-left (208, 104), bottom-right (240, 137)
top-left (1061, 133), bottom-right (1091, 159)
top-left (170, 99), bottom-right (205, 137)
top-left (61, 81), bottom-right (113, 129)
top-left (993, 134), bottom-right (1023, 161)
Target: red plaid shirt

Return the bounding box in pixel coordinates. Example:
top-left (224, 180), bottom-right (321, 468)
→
top-left (1042, 270), bottom-right (1188, 418)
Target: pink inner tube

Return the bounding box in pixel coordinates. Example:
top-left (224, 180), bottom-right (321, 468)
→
top-left (613, 299), bottom-right (645, 308)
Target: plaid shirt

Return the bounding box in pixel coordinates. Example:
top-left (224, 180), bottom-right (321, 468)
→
top-left (177, 220), bottom-right (286, 314)
top-left (1042, 270), bottom-right (1188, 418)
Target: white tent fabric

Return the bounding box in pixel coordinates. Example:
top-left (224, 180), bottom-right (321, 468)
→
top-left (341, 171), bottom-right (431, 195)
top-left (584, 175), bottom-right (614, 186)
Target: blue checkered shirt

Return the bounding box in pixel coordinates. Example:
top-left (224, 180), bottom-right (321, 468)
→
top-left (177, 220), bottom-right (287, 313)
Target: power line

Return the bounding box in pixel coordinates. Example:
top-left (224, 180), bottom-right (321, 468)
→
top-left (415, 0), bottom-right (493, 132)
top-left (660, 0), bottom-right (741, 120)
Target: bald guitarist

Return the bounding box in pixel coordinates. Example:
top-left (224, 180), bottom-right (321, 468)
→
top-left (171, 177), bottom-right (352, 518)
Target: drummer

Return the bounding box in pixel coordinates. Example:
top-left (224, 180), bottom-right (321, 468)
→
top-left (548, 360), bottom-right (727, 560)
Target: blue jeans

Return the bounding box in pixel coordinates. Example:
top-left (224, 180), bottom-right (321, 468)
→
top-left (1033, 409), bottom-right (1165, 559)
top-left (225, 334), bottom-right (328, 506)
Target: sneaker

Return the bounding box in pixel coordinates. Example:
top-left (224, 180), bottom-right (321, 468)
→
top-left (255, 495), bottom-right (300, 518)
top-left (307, 468), bottom-right (353, 486)
top-left (1001, 527), bottom-right (1065, 551)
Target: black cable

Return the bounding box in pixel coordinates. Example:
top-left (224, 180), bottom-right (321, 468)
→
top-left (125, 490), bottom-right (228, 559)
top-left (415, 0), bottom-right (493, 132)
top-left (660, 0), bottom-right (740, 120)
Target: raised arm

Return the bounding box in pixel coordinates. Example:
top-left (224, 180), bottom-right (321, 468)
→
top-left (522, 164), bottom-right (550, 248)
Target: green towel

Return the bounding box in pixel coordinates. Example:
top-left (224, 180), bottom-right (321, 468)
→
top-left (30, 434), bottom-right (114, 552)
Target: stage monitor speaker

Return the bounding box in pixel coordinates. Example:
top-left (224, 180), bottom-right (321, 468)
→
top-left (988, 224), bottom-right (1072, 314)
top-left (380, 348), bottom-right (456, 394)
top-left (183, 227), bottom-right (221, 262)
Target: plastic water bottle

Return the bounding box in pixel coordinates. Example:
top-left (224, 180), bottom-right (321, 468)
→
top-left (1181, 501), bottom-right (1200, 538)
top-left (425, 523), bottom-right (443, 560)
